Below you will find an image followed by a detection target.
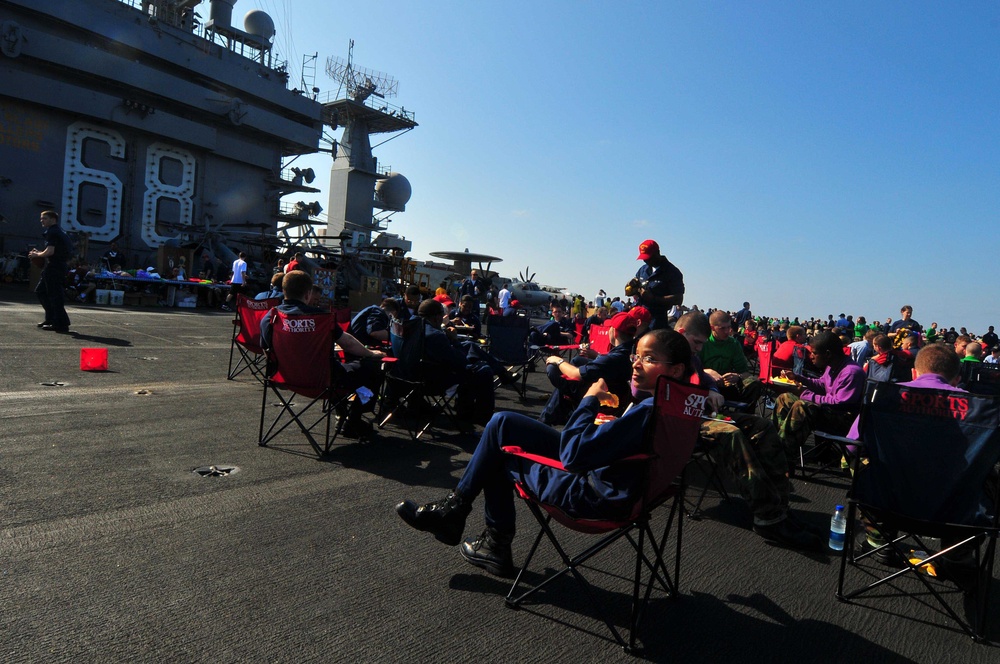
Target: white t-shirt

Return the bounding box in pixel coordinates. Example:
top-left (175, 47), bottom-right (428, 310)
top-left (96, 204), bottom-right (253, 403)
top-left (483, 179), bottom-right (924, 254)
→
top-left (498, 286), bottom-right (511, 310)
top-left (232, 258), bottom-right (247, 284)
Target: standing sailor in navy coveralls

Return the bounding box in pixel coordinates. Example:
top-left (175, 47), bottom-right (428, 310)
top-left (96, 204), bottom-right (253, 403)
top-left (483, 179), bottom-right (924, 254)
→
top-left (396, 328), bottom-right (696, 577)
top-left (28, 210), bottom-right (73, 333)
top-left (633, 239), bottom-right (684, 331)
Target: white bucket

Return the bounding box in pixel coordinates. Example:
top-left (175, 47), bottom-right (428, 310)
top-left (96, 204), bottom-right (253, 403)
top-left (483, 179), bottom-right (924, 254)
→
top-left (109, 290), bottom-right (124, 306)
top-left (95, 289), bottom-right (110, 305)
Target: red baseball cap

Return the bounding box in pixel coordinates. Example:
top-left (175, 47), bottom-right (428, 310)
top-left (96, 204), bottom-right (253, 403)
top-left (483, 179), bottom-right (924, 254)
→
top-left (629, 305), bottom-right (652, 327)
top-left (607, 311), bottom-right (639, 336)
top-left (637, 239), bottom-right (660, 260)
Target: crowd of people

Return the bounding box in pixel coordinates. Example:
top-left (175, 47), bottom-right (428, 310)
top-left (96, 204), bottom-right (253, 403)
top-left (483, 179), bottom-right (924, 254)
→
top-left (27, 223), bottom-right (993, 585)
top-left (395, 240), bottom-right (996, 581)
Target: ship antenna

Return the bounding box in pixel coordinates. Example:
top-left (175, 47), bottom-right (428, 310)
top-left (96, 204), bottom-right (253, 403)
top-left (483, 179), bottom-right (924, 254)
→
top-left (326, 39), bottom-right (398, 103)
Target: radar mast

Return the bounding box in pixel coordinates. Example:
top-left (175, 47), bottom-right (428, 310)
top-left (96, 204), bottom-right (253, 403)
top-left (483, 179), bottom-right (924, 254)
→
top-left (321, 40), bottom-right (417, 254)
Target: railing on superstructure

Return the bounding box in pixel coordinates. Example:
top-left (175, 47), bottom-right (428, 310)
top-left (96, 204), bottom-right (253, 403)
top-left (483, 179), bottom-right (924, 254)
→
top-left (317, 90), bottom-right (416, 125)
top-left (115, 0), bottom-right (289, 74)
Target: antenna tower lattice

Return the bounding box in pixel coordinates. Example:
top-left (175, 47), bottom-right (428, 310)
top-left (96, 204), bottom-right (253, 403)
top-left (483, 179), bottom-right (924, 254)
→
top-left (326, 39), bottom-right (398, 103)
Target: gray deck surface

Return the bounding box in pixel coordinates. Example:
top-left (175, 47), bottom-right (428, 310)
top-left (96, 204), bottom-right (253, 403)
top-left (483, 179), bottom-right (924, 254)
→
top-left (1, 287), bottom-right (997, 663)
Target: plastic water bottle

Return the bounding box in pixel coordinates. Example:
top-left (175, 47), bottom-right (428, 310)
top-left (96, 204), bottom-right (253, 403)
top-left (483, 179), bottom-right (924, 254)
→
top-left (829, 504), bottom-right (847, 551)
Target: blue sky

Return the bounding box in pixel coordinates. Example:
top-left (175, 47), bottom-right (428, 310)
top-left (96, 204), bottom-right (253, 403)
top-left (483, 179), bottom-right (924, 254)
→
top-left (242, 0), bottom-right (998, 333)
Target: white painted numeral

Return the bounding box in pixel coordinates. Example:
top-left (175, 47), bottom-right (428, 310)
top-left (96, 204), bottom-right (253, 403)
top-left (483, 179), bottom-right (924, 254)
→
top-left (61, 122), bottom-right (125, 241)
top-left (141, 143), bottom-right (196, 247)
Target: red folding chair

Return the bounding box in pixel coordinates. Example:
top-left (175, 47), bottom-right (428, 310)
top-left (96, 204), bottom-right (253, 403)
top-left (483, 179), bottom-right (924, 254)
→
top-left (756, 337), bottom-right (776, 382)
top-left (228, 295), bottom-right (282, 383)
top-left (258, 310), bottom-right (356, 458)
top-left (588, 323), bottom-right (612, 355)
top-left (502, 375), bottom-right (708, 653)
top-left (556, 324), bottom-right (613, 391)
top-left (332, 306), bottom-right (352, 332)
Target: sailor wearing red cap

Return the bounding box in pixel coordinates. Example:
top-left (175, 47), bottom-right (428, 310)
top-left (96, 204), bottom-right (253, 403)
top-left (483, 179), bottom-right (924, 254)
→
top-left (633, 239), bottom-right (684, 330)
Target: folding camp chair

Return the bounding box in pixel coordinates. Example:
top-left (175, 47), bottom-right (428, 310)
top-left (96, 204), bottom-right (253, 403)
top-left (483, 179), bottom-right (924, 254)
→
top-left (757, 340), bottom-right (776, 383)
top-left (529, 319), bottom-right (581, 362)
top-left (258, 310), bottom-right (356, 458)
top-left (503, 375), bottom-right (708, 653)
top-left (588, 323), bottom-right (612, 355)
top-left (227, 295), bottom-right (282, 382)
top-left (331, 305), bottom-right (352, 332)
top-left (963, 362), bottom-right (1000, 397)
top-left (793, 380), bottom-right (860, 480)
top-left (751, 340), bottom-right (778, 416)
top-left (865, 353), bottom-right (911, 384)
top-left (791, 345), bottom-right (808, 376)
top-left (486, 314), bottom-right (536, 399)
top-left (795, 409), bottom-right (860, 481)
top-left (379, 316), bottom-right (460, 440)
top-left (684, 424), bottom-right (735, 519)
top-left (836, 381), bottom-right (1000, 641)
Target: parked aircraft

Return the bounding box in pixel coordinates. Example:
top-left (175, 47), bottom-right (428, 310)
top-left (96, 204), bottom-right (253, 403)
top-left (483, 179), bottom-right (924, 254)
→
top-left (506, 268), bottom-right (557, 310)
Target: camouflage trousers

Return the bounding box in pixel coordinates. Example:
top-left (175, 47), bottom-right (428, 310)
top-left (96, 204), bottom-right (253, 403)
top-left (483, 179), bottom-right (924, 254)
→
top-left (717, 376), bottom-right (765, 411)
top-left (699, 414), bottom-right (791, 525)
top-left (771, 393), bottom-right (857, 466)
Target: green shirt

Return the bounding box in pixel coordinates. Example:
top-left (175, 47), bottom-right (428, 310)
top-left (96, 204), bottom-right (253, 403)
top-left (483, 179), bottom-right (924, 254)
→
top-left (699, 334), bottom-right (749, 374)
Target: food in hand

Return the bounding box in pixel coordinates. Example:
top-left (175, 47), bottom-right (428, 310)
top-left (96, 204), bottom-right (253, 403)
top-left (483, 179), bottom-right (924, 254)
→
top-left (599, 393), bottom-right (619, 408)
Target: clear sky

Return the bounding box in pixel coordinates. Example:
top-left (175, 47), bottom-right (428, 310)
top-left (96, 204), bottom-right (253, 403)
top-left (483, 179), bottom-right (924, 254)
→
top-left (239, 0), bottom-right (998, 334)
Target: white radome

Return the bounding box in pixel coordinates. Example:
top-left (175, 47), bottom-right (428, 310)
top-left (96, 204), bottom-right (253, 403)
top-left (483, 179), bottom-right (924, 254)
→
top-left (376, 172), bottom-right (412, 211)
top-left (243, 10), bottom-right (275, 40)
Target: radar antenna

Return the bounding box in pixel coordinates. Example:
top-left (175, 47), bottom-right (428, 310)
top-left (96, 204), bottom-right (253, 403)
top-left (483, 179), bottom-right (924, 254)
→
top-left (326, 39), bottom-right (399, 103)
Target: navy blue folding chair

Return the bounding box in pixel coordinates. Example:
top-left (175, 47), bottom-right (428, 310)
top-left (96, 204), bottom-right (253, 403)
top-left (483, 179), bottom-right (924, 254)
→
top-left (486, 313), bottom-right (535, 398)
top-left (837, 381), bottom-right (1000, 641)
top-left (379, 316), bottom-right (460, 440)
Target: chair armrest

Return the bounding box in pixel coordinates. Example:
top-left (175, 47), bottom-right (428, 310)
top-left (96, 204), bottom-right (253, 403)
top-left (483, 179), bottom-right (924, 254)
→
top-left (502, 446), bottom-right (653, 471)
top-left (502, 446), bottom-right (567, 470)
top-left (814, 431), bottom-right (861, 447)
top-left (529, 344), bottom-right (581, 354)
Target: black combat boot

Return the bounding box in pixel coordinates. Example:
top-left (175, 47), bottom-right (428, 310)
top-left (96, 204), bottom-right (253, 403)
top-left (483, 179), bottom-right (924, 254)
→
top-left (460, 527), bottom-right (515, 577)
top-left (395, 492), bottom-right (472, 546)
